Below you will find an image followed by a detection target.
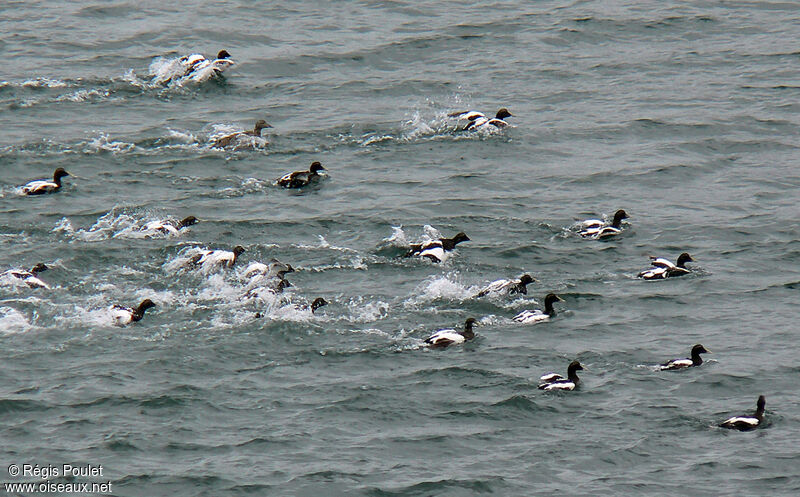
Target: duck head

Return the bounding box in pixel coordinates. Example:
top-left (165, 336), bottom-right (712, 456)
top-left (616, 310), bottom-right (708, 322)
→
top-left (53, 168), bottom-right (70, 182)
top-left (567, 360), bottom-right (584, 374)
top-left (676, 253), bottom-right (694, 267)
top-left (30, 263), bottom-right (48, 274)
top-left (612, 209), bottom-right (629, 227)
top-left (519, 274), bottom-right (535, 286)
top-left (217, 50), bottom-right (231, 59)
top-left (233, 246), bottom-right (246, 257)
top-left (311, 297), bottom-right (328, 313)
top-left (544, 293), bottom-right (564, 306)
top-left (495, 108), bottom-right (513, 120)
top-left (309, 161), bottom-right (326, 174)
top-left (138, 299), bottom-right (157, 313)
top-left (452, 232), bottom-right (470, 245)
top-left (254, 119), bottom-right (272, 132)
top-left (756, 395), bottom-right (766, 414)
top-left (179, 216), bottom-right (198, 228)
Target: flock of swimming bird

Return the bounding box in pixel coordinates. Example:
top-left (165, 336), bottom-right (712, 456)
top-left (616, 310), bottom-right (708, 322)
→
top-left (2, 49), bottom-right (766, 431)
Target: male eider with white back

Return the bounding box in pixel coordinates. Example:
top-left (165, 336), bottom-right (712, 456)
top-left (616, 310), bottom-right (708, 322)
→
top-left (449, 108), bottom-right (513, 131)
top-left (1, 263), bottom-right (50, 289)
top-left (477, 274), bottom-right (535, 297)
top-left (189, 246), bottom-right (245, 270)
top-left (180, 50), bottom-right (234, 82)
top-left (513, 294), bottom-right (564, 324)
top-left (638, 253), bottom-right (694, 280)
top-left (424, 318), bottom-right (477, 349)
top-left (277, 161), bottom-right (326, 188)
top-left (405, 232), bottom-right (470, 263)
top-left (579, 209), bottom-right (628, 239)
top-left (660, 344), bottom-right (709, 370)
top-left (111, 299), bottom-right (156, 326)
top-left (720, 395), bottom-right (766, 431)
top-left (143, 216), bottom-right (197, 236)
top-left (538, 360), bottom-right (584, 391)
top-left (20, 168), bottom-right (70, 195)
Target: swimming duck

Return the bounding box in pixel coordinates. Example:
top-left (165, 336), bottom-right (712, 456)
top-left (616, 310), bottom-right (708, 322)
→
top-left (212, 120), bottom-right (272, 148)
top-left (277, 161), bottom-right (326, 188)
top-left (476, 274), bottom-right (535, 297)
top-left (181, 50), bottom-right (234, 82)
top-left (424, 318), bottom-right (477, 348)
top-left (20, 168), bottom-right (70, 195)
top-left (660, 344), bottom-right (709, 370)
top-left (538, 360), bottom-right (584, 391)
top-left (189, 246), bottom-right (245, 270)
top-left (513, 294), bottom-right (564, 324)
top-left (638, 253), bottom-right (694, 280)
top-left (449, 108), bottom-right (513, 130)
top-left (720, 395), bottom-right (766, 431)
top-left (1, 263), bottom-right (50, 289)
top-left (111, 299), bottom-right (156, 326)
top-left (243, 259), bottom-right (294, 281)
top-left (579, 209), bottom-right (628, 239)
top-left (143, 216), bottom-right (197, 236)
top-left (405, 232), bottom-right (470, 263)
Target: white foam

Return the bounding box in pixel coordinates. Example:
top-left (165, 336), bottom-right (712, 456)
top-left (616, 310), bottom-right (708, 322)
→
top-left (21, 77), bottom-right (69, 88)
top-left (0, 307), bottom-right (33, 334)
top-left (86, 133), bottom-right (135, 154)
top-left (406, 273), bottom-right (478, 306)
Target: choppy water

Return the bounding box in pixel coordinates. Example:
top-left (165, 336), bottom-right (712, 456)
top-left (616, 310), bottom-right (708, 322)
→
top-left (2, 1), bottom-right (800, 495)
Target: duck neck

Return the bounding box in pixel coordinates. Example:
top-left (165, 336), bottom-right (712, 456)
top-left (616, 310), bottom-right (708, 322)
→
top-left (568, 369), bottom-right (580, 384)
top-left (544, 301), bottom-right (557, 317)
top-left (754, 405), bottom-right (765, 422)
top-left (462, 322), bottom-right (475, 340)
top-left (691, 351), bottom-right (703, 366)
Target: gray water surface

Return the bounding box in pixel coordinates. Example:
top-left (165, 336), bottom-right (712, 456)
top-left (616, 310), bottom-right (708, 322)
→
top-left (1, 1), bottom-right (799, 495)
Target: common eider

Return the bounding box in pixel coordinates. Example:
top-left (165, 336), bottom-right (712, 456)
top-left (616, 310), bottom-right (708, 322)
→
top-left (513, 294), bottom-right (564, 324)
top-left (579, 209), bottom-right (629, 239)
top-left (476, 274), bottom-right (535, 297)
top-left (143, 216), bottom-right (197, 236)
top-left (720, 395), bottom-right (766, 431)
top-left (424, 318), bottom-right (476, 348)
top-left (212, 120), bottom-right (272, 148)
top-left (20, 168), bottom-right (70, 195)
top-left (660, 344), bottom-right (709, 370)
top-left (180, 50), bottom-right (234, 82)
top-left (1, 263), bottom-right (50, 289)
top-left (538, 360), bottom-right (584, 391)
top-left (405, 232), bottom-right (470, 263)
top-left (449, 108), bottom-right (513, 130)
top-left (277, 161), bottom-right (326, 188)
top-left (638, 253), bottom-right (694, 280)
top-left (111, 299), bottom-right (156, 326)
top-left (189, 245), bottom-right (245, 269)
top-left (243, 259), bottom-right (294, 281)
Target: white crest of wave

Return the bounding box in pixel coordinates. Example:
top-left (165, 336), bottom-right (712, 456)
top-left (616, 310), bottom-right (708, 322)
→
top-left (55, 89), bottom-right (109, 103)
top-left (148, 56), bottom-right (185, 86)
top-left (22, 77), bottom-right (69, 88)
top-left (407, 273), bottom-right (477, 305)
top-left (86, 132), bottom-right (135, 153)
top-left (380, 225), bottom-right (408, 247)
top-left (0, 307), bottom-right (33, 334)
top-left (342, 298), bottom-right (389, 323)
